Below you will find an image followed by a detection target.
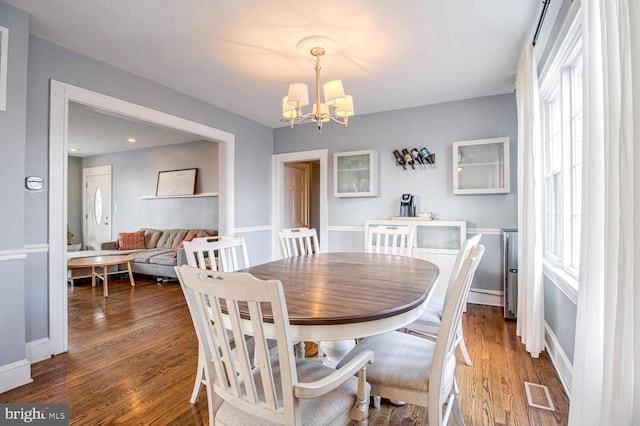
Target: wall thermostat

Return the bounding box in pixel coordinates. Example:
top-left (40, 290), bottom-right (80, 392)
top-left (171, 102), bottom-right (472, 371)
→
top-left (25, 176), bottom-right (44, 191)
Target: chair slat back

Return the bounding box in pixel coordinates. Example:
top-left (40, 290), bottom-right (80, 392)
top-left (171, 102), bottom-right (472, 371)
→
top-left (176, 266), bottom-right (298, 424)
top-left (367, 225), bottom-right (415, 256)
top-left (429, 245), bottom-right (485, 420)
top-left (183, 235), bottom-right (250, 272)
top-left (279, 227), bottom-right (320, 258)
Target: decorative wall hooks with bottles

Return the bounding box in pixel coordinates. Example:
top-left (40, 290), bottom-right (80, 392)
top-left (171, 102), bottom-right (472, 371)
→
top-left (393, 148), bottom-right (436, 170)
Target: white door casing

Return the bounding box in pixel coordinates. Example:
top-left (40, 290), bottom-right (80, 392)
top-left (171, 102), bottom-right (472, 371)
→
top-left (284, 163), bottom-right (310, 229)
top-left (83, 166), bottom-right (112, 250)
top-left (272, 150), bottom-right (328, 258)
top-left (49, 80), bottom-right (235, 356)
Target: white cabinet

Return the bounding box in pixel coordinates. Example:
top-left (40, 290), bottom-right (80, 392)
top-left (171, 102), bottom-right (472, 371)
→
top-left (365, 218), bottom-right (467, 303)
top-left (453, 137), bottom-right (510, 194)
top-left (334, 150), bottom-right (378, 197)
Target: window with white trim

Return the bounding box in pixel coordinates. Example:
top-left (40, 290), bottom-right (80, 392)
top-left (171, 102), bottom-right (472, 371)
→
top-left (540, 27), bottom-right (582, 280)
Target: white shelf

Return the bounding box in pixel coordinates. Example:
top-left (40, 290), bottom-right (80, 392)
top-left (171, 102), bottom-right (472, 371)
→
top-left (138, 192), bottom-right (219, 200)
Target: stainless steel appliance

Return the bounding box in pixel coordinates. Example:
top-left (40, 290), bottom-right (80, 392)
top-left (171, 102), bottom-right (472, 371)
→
top-left (501, 229), bottom-right (518, 319)
top-left (399, 194), bottom-right (416, 217)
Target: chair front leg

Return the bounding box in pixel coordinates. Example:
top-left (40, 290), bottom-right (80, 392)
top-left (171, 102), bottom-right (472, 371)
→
top-left (351, 367), bottom-right (371, 425)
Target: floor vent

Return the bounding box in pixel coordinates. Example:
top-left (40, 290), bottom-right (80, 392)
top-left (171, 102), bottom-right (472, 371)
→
top-left (524, 381), bottom-right (555, 411)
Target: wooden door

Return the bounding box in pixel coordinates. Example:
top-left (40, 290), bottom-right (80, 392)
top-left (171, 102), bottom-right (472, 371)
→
top-left (283, 163), bottom-right (309, 229)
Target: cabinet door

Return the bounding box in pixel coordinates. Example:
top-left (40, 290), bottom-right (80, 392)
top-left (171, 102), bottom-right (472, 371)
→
top-left (334, 150), bottom-right (378, 197)
top-left (453, 137), bottom-right (510, 194)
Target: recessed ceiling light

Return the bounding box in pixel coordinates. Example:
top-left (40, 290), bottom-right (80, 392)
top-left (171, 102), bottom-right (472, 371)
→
top-left (127, 138), bottom-right (136, 143)
top-left (69, 148), bottom-right (79, 152)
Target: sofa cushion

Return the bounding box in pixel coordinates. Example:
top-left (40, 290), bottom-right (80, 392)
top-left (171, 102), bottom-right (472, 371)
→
top-left (142, 228), bottom-right (163, 249)
top-left (148, 251), bottom-right (179, 267)
top-left (132, 248), bottom-right (173, 264)
top-left (156, 229), bottom-right (189, 249)
top-left (118, 230), bottom-right (145, 250)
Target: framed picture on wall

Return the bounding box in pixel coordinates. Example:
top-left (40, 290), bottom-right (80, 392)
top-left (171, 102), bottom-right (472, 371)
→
top-left (156, 168), bottom-right (197, 196)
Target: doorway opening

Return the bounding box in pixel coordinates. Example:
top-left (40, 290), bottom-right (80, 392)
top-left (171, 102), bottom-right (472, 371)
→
top-left (272, 150), bottom-right (328, 258)
top-left (49, 80), bottom-right (235, 355)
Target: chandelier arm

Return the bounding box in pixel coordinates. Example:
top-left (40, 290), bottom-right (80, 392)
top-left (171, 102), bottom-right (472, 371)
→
top-left (293, 114), bottom-right (315, 126)
top-left (324, 115), bottom-right (348, 127)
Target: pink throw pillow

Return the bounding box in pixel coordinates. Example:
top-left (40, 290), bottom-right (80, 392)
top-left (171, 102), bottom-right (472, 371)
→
top-left (174, 233), bottom-right (198, 258)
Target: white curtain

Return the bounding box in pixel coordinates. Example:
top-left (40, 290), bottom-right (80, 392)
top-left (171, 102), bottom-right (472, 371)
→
top-left (515, 44), bottom-right (545, 357)
top-left (568, 0), bottom-right (639, 424)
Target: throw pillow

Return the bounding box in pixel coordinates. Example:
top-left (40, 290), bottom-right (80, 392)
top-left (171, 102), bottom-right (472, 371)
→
top-left (174, 233), bottom-right (198, 258)
top-left (118, 230), bottom-right (145, 250)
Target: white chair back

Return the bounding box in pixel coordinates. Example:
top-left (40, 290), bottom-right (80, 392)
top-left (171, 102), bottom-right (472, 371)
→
top-left (430, 244), bottom-right (485, 424)
top-left (177, 267), bottom-right (298, 424)
top-left (443, 233), bottom-right (481, 306)
top-left (279, 227), bottom-right (320, 257)
top-left (175, 266), bottom-right (374, 425)
top-left (183, 235), bottom-right (250, 272)
top-left (366, 225), bottom-right (415, 256)
top-left (181, 234), bottom-right (252, 404)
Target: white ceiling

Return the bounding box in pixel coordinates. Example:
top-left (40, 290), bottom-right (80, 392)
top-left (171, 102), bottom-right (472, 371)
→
top-left (8, 0), bottom-right (545, 130)
top-left (67, 102), bottom-right (205, 157)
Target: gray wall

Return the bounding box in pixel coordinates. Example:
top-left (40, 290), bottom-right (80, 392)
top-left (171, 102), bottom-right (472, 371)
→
top-left (274, 94), bottom-right (518, 294)
top-left (0, 1), bottom-right (29, 367)
top-left (67, 156), bottom-right (82, 245)
top-left (79, 140), bottom-right (219, 240)
top-left (16, 31), bottom-right (273, 357)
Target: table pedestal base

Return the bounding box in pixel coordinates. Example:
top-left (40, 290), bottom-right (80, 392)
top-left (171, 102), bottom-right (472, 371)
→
top-left (319, 339), bottom-right (356, 368)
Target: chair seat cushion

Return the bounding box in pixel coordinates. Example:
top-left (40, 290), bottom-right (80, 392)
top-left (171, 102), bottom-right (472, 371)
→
top-left (215, 357), bottom-right (361, 425)
top-left (406, 301), bottom-right (443, 334)
top-left (338, 331), bottom-right (435, 394)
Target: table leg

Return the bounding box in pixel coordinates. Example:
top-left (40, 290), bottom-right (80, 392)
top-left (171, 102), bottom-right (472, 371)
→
top-left (127, 262), bottom-right (135, 287)
top-left (103, 265), bottom-right (109, 298)
top-left (91, 267), bottom-right (96, 287)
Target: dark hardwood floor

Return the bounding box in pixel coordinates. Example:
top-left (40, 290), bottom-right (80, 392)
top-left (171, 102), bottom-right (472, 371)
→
top-left (1, 276), bottom-right (569, 425)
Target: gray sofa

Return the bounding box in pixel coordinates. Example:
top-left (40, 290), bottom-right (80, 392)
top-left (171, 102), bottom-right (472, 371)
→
top-left (100, 227), bottom-right (218, 279)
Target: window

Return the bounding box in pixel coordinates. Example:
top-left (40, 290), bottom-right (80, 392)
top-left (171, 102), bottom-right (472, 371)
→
top-left (540, 27), bottom-right (582, 281)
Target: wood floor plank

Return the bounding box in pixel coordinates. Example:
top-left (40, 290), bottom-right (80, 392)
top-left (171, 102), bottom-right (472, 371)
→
top-left (1, 277), bottom-right (569, 425)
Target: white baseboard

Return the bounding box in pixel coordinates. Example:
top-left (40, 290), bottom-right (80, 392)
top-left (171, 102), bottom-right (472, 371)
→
top-left (544, 322), bottom-right (572, 398)
top-left (26, 338), bottom-right (52, 364)
top-left (467, 288), bottom-right (503, 307)
top-left (0, 359), bottom-right (32, 393)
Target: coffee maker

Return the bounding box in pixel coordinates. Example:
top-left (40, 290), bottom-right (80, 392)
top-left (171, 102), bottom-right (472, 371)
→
top-left (399, 194), bottom-right (417, 217)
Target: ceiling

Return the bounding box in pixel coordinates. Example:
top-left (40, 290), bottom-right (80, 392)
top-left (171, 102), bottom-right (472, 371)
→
top-left (8, 0), bottom-right (548, 130)
top-left (67, 102), bottom-right (205, 157)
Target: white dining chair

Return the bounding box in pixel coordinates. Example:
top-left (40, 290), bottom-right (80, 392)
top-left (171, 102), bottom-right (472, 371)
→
top-left (337, 245), bottom-right (485, 425)
top-left (183, 235), bottom-right (250, 272)
top-left (279, 227), bottom-right (320, 257)
top-left (404, 234), bottom-right (482, 366)
top-left (278, 227), bottom-right (321, 358)
top-left (176, 266), bottom-right (375, 426)
top-left (366, 224), bottom-right (415, 256)
top-left (182, 235), bottom-right (252, 404)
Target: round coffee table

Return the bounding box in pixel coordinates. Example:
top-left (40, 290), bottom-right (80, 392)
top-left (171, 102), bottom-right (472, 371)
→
top-left (67, 255), bottom-right (136, 297)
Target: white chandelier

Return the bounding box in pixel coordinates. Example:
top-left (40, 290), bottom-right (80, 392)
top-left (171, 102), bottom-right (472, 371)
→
top-left (282, 36), bottom-right (354, 133)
